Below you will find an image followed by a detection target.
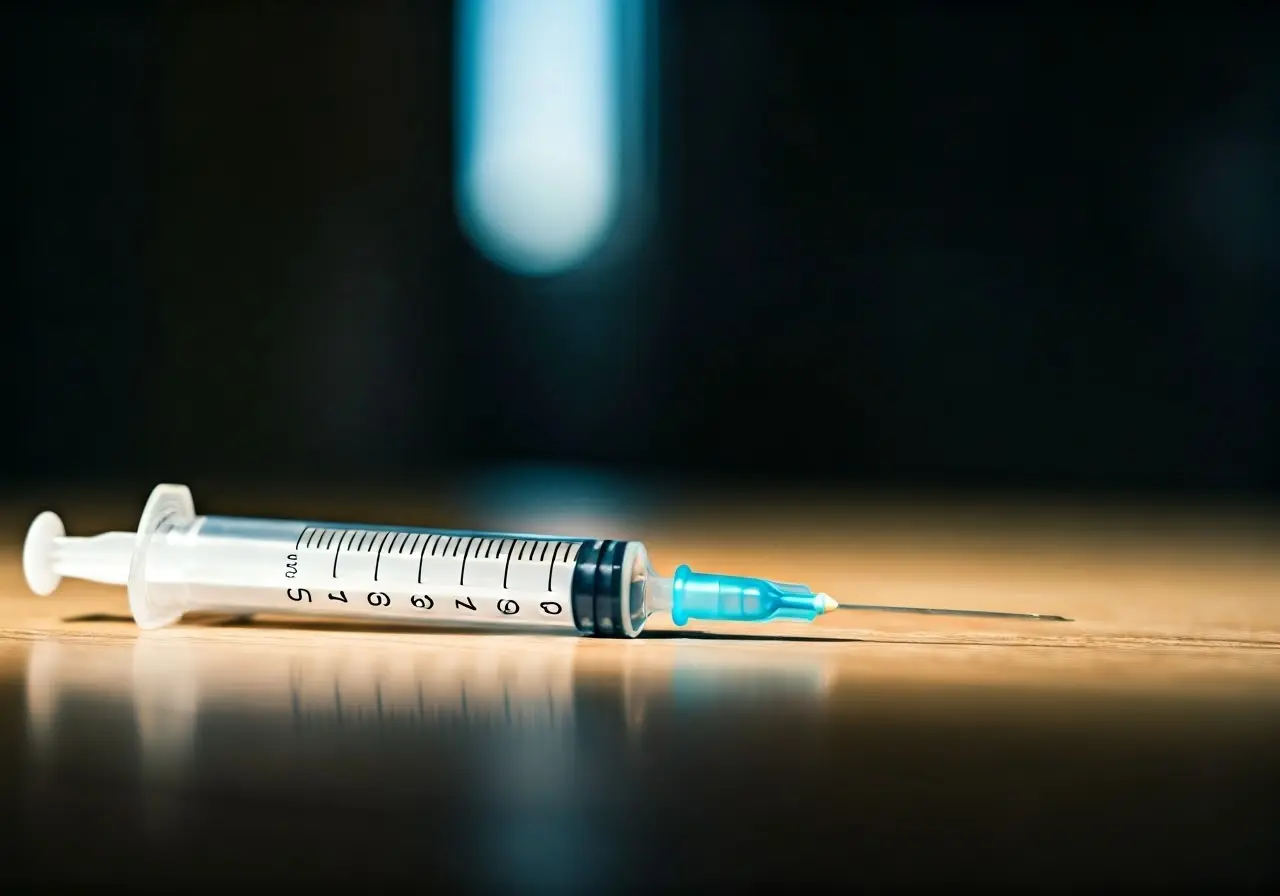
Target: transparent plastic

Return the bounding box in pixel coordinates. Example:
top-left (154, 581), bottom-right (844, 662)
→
top-left (25, 485), bottom-right (582, 631)
top-left (22, 483), bottom-right (836, 637)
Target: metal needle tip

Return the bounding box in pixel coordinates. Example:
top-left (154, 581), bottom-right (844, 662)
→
top-left (830, 601), bottom-right (1072, 622)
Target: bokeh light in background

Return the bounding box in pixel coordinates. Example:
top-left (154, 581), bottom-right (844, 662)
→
top-left (2, 8), bottom-right (1275, 500)
top-left (456, 0), bottom-right (645, 276)
top-left (459, 464), bottom-right (657, 538)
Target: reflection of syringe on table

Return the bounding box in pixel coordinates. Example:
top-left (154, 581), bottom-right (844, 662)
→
top-left (23, 634), bottom-right (843, 886)
top-left (24, 634), bottom-right (839, 794)
top-left (285, 646), bottom-right (578, 735)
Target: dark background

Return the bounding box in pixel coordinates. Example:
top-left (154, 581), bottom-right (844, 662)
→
top-left (4, 5), bottom-right (1279, 502)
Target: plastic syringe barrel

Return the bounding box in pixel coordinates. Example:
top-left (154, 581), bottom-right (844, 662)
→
top-left (130, 527), bottom-right (650, 638)
top-left (26, 484), bottom-right (655, 638)
top-left (130, 528), bottom-right (648, 638)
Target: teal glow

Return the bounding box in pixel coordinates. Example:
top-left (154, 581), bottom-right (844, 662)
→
top-left (455, 0), bottom-right (643, 277)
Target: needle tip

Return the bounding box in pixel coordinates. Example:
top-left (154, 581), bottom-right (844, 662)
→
top-left (830, 601), bottom-right (1075, 623)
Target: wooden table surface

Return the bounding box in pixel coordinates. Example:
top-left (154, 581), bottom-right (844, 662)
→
top-left (1, 488), bottom-right (1278, 888)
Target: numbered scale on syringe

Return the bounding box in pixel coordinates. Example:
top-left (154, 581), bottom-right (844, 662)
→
top-left (277, 522), bottom-right (582, 628)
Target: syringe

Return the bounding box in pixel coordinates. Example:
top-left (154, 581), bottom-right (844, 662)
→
top-left (22, 483), bottom-right (1070, 637)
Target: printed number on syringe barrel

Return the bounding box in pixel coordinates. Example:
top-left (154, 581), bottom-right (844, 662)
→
top-left (277, 522), bottom-right (581, 625)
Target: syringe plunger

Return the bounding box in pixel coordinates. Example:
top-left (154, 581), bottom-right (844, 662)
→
top-left (25, 513), bottom-right (133, 593)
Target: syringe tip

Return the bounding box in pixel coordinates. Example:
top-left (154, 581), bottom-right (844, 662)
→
top-left (818, 593), bottom-right (838, 614)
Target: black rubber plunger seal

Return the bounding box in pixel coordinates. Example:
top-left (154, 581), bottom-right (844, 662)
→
top-left (571, 539), bottom-right (630, 637)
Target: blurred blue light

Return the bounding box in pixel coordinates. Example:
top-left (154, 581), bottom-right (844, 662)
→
top-left (456, 0), bottom-right (626, 277)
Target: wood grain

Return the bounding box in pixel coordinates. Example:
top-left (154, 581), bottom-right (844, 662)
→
top-left (2, 495), bottom-right (1279, 697)
top-left (5, 496), bottom-right (1280, 888)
